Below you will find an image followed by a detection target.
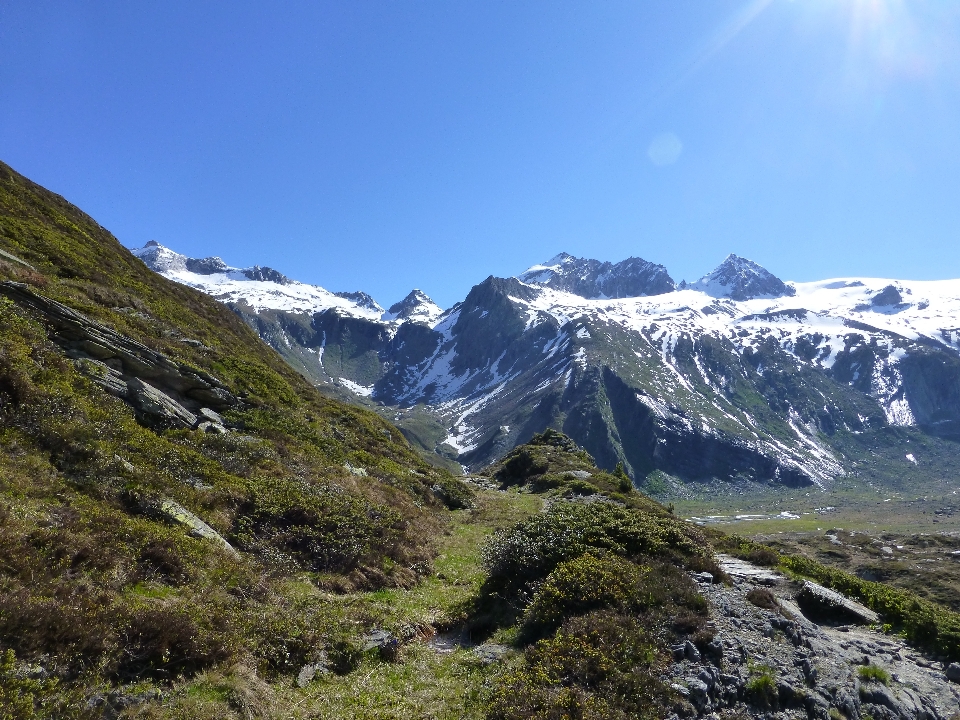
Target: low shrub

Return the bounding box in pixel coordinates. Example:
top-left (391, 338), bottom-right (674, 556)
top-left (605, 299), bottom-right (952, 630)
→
top-left (858, 665), bottom-right (890, 685)
top-left (716, 535), bottom-right (781, 566)
top-left (234, 476), bottom-right (411, 576)
top-left (524, 554), bottom-right (650, 634)
top-left (745, 664), bottom-right (778, 708)
top-left (485, 610), bottom-right (670, 720)
top-left (524, 553), bottom-right (707, 638)
top-left (746, 588), bottom-right (780, 611)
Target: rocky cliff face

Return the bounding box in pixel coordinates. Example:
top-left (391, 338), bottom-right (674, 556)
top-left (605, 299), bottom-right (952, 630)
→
top-left (135, 243), bottom-right (960, 490)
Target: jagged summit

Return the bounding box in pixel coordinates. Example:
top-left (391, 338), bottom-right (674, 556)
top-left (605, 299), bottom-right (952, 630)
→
top-left (691, 254), bottom-right (796, 301)
top-left (384, 289), bottom-right (443, 324)
top-left (519, 252), bottom-right (675, 299)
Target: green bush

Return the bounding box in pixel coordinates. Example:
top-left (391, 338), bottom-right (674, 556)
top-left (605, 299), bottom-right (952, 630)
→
top-left (564, 479), bottom-right (600, 495)
top-left (524, 554), bottom-right (651, 633)
top-left (481, 500), bottom-right (706, 593)
top-left (234, 476), bottom-right (408, 575)
top-left (614, 462), bottom-right (633, 493)
top-left (746, 663), bottom-right (778, 708)
top-left (485, 611), bottom-right (669, 720)
top-left (0, 648), bottom-right (85, 720)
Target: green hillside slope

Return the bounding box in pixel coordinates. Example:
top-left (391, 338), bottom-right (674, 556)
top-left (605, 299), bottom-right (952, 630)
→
top-left (0, 160), bottom-right (470, 715)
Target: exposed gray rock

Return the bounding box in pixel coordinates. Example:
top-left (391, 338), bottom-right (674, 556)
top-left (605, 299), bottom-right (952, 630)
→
top-left (296, 657), bottom-right (330, 687)
top-left (692, 254), bottom-right (796, 301)
top-left (127, 378), bottom-right (198, 429)
top-left (243, 265), bottom-right (291, 285)
top-left (185, 256), bottom-right (230, 275)
top-left (363, 629), bottom-right (399, 660)
top-left (0, 282), bottom-right (238, 432)
top-left (86, 688), bottom-right (163, 720)
top-left (334, 290), bottom-right (383, 313)
top-left (473, 643), bottom-right (511, 665)
top-left (158, 499), bottom-right (237, 555)
top-left (682, 557), bottom-right (958, 720)
top-left (196, 407), bottom-right (224, 425)
top-left (873, 285), bottom-right (904, 307)
top-left (717, 554), bottom-right (782, 584)
top-left (518, 252), bottom-right (676, 299)
top-left (0, 247), bottom-right (36, 270)
top-left (947, 663), bottom-right (960, 682)
top-left (797, 580), bottom-right (880, 625)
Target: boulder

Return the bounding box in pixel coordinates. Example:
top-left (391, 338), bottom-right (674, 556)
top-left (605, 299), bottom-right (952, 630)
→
top-left (796, 581), bottom-right (880, 625)
top-left (947, 662), bottom-right (960, 683)
top-left (158, 499), bottom-right (237, 555)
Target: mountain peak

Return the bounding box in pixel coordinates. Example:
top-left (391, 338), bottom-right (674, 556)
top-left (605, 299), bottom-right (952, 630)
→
top-left (518, 253), bottom-right (675, 299)
top-left (692, 254), bottom-right (795, 301)
top-left (384, 289), bottom-right (442, 324)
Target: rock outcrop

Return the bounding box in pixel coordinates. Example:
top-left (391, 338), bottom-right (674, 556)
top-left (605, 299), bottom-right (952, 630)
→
top-left (666, 557), bottom-right (960, 720)
top-left (0, 281), bottom-right (236, 431)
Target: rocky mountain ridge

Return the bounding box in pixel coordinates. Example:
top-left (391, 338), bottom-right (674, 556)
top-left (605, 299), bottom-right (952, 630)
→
top-left (134, 242), bottom-right (960, 491)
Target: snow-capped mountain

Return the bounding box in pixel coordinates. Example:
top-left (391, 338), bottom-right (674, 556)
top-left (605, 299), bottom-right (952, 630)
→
top-left (519, 252), bottom-right (675, 298)
top-left (133, 241), bottom-right (440, 325)
top-left (133, 242), bottom-right (960, 490)
top-left (383, 289), bottom-right (444, 324)
top-left (132, 241), bottom-right (387, 319)
top-left (689, 253), bottom-right (796, 300)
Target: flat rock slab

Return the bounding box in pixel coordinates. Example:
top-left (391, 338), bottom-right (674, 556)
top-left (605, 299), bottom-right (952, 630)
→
top-left (716, 554), bottom-right (782, 584)
top-left (797, 580), bottom-right (880, 625)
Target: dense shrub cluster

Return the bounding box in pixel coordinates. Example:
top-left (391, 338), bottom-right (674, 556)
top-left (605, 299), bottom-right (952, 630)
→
top-left (481, 500), bottom-right (706, 592)
top-left (476, 453), bottom-right (714, 720)
top-left (523, 553), bottom-right (706, 638)
top-left (486, 611), bottom-right (670, 720)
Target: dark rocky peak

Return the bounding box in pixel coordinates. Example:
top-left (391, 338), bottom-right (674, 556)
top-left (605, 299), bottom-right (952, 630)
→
top-left (871, 285), bottom-right (903, 307)
top-left (692, 254), bottom-right (795, 301)
top-left (334, 290), bottom-right (383, 313)
top-left (242, 265), bottom-right (291, 285)
top-left (453, 276), bottom-right (540, 335)
top-left (386, 289), bottom-right (440, 321)
top-left (470, 275), bottom-right (542, 306)
top-left (185, 256), bottom-right (231, 275)
top-left (518, 252), bottom-right (675, 299)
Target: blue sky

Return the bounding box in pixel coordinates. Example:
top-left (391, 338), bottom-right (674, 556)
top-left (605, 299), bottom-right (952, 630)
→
top-left (2, 1), bottom-right (960, 309)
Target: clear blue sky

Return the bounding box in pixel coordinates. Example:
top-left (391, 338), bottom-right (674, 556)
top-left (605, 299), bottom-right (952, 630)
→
top-left (2, 1), bottom-right (960, 309)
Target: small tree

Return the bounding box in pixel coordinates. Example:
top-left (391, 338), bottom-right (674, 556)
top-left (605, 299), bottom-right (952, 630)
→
top-left (614, 462), bottom-right (633, 493)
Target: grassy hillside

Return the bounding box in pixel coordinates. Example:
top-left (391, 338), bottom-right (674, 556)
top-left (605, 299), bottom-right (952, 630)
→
top-left (0, 160), bottom-right (472, 716)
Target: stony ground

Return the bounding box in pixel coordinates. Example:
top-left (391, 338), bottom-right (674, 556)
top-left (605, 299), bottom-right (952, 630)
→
top-left (664, 556), bottom-right (960, 720)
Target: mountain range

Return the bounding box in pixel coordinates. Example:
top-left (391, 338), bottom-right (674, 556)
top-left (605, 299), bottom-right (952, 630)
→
top-left (133, 241), bottom-right (960, 491)
top-left (5, 160), bottom-right (960, 719)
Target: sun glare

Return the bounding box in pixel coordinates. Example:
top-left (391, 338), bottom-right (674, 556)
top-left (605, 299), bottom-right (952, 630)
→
top-left (844, 0), bottom-right (936, 80)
